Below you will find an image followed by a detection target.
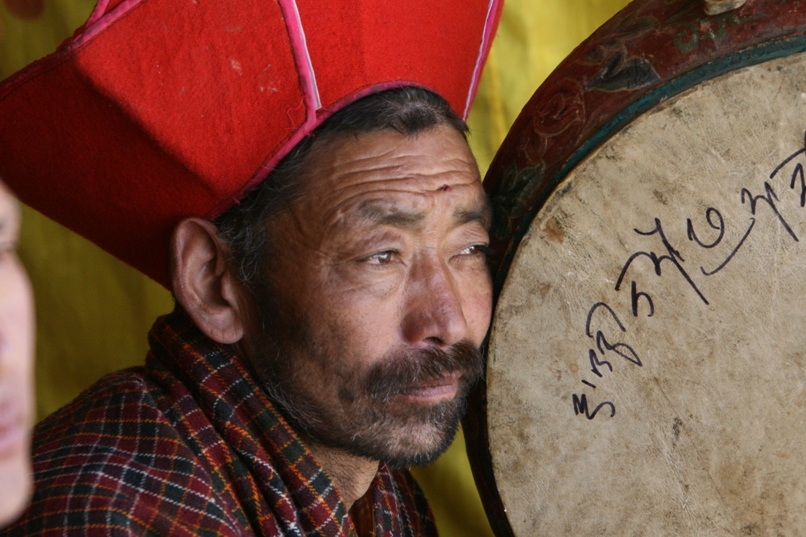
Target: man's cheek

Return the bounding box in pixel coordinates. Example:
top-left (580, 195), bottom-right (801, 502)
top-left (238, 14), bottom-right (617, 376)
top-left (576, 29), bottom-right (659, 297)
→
top-left (462, 278), bottom-right (493, 338)
top-left (330, 264), bottom-right (406, 299)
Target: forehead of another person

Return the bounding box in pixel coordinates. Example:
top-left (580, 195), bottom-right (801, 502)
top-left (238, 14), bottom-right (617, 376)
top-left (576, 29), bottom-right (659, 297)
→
top-left (0, 182), bottom-right (21, 240)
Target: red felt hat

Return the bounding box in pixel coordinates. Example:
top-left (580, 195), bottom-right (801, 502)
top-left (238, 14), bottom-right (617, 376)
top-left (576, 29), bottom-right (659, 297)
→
top-left (0, 0), bottom-right (503, 287)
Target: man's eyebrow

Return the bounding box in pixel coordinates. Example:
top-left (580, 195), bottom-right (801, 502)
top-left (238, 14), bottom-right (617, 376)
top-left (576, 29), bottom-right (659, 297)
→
top-left (353, 197), bottom-right (492, 229)
top-left (454, 199), bottom-right (492, 230)
top-left (354, 203), bottom-right (425, 228)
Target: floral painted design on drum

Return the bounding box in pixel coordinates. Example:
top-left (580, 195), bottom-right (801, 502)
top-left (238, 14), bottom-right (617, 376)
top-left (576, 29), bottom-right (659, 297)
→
top-left (666, 4), bottom-right (757, 54)
top-left (583, 13), bottom-right (662, 93)
top-left (585, 11), bottom-right (659, 62)
top-left (504, 77), bottom-right (587, 174)
top-left (586, 52), bottom-right (660, 92)
top-left (489, 163), bottom-right (545, 245)
top-left (531, 78), bottom-right (587, 139)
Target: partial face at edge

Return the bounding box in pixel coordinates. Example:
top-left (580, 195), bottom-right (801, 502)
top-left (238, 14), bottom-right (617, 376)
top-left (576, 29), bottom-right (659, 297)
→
top-left (244, 125), bottom-right (493, 466)
top-left (0, 180), bottom-right (34, 527)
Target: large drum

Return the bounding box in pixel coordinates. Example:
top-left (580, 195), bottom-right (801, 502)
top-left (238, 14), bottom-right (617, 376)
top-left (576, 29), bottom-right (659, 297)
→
top-left (467, 0), bottom-right (806, 534)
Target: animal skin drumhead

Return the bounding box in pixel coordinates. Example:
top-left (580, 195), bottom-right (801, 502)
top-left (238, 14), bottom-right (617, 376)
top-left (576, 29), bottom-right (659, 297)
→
top-left (485, 51), bottom-right (806, 535)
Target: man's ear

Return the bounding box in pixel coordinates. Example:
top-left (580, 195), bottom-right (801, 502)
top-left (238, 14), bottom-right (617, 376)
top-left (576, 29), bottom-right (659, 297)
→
top-left (170, 218), bottom-right (248, 344)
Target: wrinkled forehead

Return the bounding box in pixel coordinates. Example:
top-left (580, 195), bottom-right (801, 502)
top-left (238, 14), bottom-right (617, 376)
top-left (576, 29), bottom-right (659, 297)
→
top-left (347, 183), bottom-right (492, 231)
top-left (295, 125), bottom-right (483, 214)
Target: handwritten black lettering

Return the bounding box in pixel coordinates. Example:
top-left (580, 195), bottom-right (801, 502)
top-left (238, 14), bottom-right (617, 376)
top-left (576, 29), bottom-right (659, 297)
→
top-left (589, 348), bottom-right (613, 377)
top-left (769, 129), bottom-right (806, 181)
top-left (615, 218), bottom-right (709, 305)
top-left (585, 302), bottom-right (642, 367)
top-left (740, 182), bottom-right (798, 241)
top-left (573, 393), bottom-right (616, 420)
top-left (585, 302), bottom-right (625, 337)
top-left (700, 218), bottom-right (755, 276)
top-left (595, 331), bottom-right (642, 367)
top-left (631, 280), bottom-right (654, 317)
top-left (787, 162), bottom-right (806, 207)
top-left (572, 129), bottom-right (806, 423)
top-left (687, 207), bottom-right (724, 248)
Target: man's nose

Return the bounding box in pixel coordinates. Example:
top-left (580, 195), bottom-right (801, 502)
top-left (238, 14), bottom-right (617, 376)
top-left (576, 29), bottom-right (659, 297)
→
top-left (400, 255), bottom-right (468, 348)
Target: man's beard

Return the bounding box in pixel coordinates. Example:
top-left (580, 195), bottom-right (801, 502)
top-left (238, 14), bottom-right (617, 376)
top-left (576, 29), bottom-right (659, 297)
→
top-left (245, 292), bottom-right (484, 468)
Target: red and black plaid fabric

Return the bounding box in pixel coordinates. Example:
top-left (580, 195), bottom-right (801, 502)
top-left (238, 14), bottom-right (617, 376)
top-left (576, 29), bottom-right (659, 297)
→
top-left (3, 310), bottom-right (437, 536)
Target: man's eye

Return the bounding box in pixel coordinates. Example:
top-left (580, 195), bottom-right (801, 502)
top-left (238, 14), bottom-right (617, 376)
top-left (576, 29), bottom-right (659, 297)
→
top-left (364, 250), bottom-right (397, 265)
top-left (458, 244), bottom-right (489, 257)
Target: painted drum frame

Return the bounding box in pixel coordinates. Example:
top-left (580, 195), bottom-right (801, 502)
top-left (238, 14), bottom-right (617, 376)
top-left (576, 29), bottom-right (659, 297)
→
top-left (464, 1), bottom-right (806, 535)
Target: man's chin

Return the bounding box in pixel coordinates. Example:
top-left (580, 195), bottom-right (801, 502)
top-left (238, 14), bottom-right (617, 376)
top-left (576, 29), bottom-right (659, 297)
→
top-left (381, 418), bottom-right (462, 469)
top-left (343, 399), bottom-right (466, 469)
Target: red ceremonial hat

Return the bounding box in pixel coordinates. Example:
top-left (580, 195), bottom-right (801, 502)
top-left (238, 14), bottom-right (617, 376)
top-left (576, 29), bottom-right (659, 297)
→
top-left (0, 0), bottom-right (503, 287)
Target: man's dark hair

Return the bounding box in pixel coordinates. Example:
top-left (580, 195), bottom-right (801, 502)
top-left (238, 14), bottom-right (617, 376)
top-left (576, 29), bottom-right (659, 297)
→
top-left (214, 86), bottom-right (469, 289)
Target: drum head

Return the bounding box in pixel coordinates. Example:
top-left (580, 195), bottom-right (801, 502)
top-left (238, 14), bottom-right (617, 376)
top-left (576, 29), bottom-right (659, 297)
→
top-left (470, 1), bottom-right (806, 535)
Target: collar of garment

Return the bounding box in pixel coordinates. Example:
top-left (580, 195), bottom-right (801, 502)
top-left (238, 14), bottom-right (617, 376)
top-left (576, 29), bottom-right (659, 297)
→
top-left (145, 308), bottom-right (436, 536)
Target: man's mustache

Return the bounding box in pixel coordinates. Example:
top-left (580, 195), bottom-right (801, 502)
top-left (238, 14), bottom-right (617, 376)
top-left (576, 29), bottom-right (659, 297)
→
top-left (363, 341), bottom-right (484, 403)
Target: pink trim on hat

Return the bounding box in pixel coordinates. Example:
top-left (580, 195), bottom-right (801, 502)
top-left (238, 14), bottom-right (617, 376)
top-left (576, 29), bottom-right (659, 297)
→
top-left (0, 0), bottom-right (144, 99)
top-left (208, 121), bottom-right (314, 219)
top-left (207, 0), bottom-right (327, 219)
top-left (85, 0), bottom-right (112, 26)
top-left (279, 0), bottom-right (322, 112)
top-left (463, 0), bottom-right (499, 119)
top-left (72, 0), bottom-right (144, 51)
top-left (83, 0), bottom-right (125, 27)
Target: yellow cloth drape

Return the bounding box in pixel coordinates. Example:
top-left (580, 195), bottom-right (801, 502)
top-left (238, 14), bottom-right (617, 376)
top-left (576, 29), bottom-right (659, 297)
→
top-left (1, 1), bottom-right (630, 535)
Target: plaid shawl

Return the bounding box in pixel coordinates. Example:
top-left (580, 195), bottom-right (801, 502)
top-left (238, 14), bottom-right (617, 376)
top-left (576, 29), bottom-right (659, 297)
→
top-left (3, 310), bottom-right (437, 536)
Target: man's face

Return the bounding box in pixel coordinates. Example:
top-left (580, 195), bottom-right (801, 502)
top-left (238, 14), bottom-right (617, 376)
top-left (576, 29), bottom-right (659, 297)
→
top-left (243, 125), bottom-right (493, 466)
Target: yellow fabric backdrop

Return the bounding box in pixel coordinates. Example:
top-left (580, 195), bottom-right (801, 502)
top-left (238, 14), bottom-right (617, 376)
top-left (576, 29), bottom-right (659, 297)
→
top-left (0, 0), bottom-right (629, 535)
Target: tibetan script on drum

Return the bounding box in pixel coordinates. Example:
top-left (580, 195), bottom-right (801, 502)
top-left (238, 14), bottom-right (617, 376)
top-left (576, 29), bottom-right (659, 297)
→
top-left (574, 130), bottom-right (806, 420)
